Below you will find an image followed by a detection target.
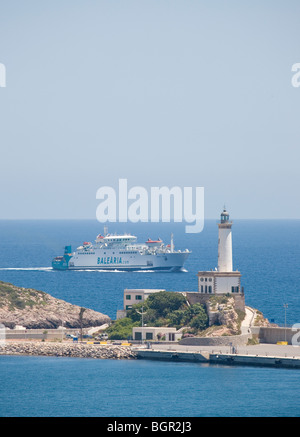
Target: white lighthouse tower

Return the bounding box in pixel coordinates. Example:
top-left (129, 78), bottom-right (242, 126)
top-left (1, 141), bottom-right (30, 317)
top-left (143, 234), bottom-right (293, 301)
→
top-left (197, 207), bottom-right (243, 297)
top-left (218, 208), bottom-right (233, 272)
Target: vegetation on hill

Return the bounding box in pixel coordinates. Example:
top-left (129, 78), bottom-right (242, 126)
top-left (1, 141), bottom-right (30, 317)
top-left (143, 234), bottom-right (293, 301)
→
top-left (0, 281), bottom-right (47, 310)
top-left (107, 291), bottom-right (209, 340)
top-left (0, 280), bottom-right (110, 329)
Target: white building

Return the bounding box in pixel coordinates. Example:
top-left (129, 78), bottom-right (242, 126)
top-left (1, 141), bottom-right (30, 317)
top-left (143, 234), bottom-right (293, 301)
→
top-left (197, 208), bottom-right (243, 295)
top-left (132, 326), bottom-right (182, 342)
top-left (116, 289), bottom-right (165, 319)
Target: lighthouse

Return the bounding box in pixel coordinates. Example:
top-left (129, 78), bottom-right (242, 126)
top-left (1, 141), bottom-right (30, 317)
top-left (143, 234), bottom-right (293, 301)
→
top-left (218, 208), bottom-right (233, 272)
top-left (197, 207), bottom-right (243, 298)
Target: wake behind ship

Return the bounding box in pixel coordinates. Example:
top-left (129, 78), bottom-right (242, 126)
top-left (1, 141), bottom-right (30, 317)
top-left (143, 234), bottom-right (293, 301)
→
top-left (52, 231), bottom-right (190, 272)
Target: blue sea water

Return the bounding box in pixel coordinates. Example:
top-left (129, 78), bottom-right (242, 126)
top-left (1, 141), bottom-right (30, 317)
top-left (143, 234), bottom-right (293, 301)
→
top-left (0, 355), bottom-right (299, 417)
top-left (0, 219), bottom-right (299, 417)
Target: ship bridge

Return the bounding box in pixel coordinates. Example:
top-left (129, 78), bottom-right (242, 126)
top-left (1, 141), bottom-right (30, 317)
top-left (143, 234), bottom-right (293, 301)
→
top-left (96, 234), bottom-right (137, 246)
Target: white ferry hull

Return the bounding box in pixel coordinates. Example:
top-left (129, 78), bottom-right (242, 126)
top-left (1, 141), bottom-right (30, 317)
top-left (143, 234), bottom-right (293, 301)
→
top-left (68, 251), bottom-right (189, 271)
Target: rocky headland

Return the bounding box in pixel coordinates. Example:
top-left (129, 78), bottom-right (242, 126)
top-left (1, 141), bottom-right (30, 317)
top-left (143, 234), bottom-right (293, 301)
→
top-left (0, 280), bottom-right (110, 329)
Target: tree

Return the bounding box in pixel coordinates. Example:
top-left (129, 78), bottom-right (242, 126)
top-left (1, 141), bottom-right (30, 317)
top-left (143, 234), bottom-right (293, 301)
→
top-left (168, 309), bottom-right (187, 327)
top-left (146, 291), bottom-right (186, 318)
top-left (189, 307), bottom-right (208, 331)
top-left (79, 307), bottom-right (86, 342)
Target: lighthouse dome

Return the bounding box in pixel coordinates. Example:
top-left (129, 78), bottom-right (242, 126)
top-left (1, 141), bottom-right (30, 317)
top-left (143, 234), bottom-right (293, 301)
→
top-left (220, 209), bottom-right (229, 223)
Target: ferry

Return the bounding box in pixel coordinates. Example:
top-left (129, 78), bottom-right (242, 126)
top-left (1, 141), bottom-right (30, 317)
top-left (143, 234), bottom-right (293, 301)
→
top-left (52, 230), bottom-right (190, 271)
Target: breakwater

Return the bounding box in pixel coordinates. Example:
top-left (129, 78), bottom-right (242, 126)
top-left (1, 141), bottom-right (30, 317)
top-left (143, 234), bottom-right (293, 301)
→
top-left (2, 341), bottom-right (300, 368)
top-left (0, 341), bottom-right (137, 360)
top-left (136, 348), bottom-right (300, 369)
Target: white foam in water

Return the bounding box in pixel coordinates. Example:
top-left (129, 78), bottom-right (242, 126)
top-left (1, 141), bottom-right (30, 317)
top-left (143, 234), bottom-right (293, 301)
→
top-left (74, 269), bottom-right (155, 273)
top-left (0, 267), bottom-right (187, 273)
top-left (73, 269), bottom-right (127, 272)
top-left (0, 267), bottom-right (53, 271)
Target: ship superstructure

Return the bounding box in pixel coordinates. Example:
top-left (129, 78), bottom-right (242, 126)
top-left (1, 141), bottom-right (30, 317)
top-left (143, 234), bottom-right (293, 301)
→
top-left (52, 231), bottom-right (190, 271)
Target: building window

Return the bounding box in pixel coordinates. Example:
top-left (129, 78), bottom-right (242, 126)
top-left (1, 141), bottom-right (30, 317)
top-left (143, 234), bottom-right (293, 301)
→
top-left (200, 278), bottom-right (204, 282)
top-left (134, 332), bottom-right (142, 340)
top-left (208, 286), bottom-right (212, 293)
top-left (169, 333), bottom-right (175, 341)
top-left (126, 305), bottom-right (132, 310)
top-left (135, 295), bottom-right (142, 300)
top-left (201, 285), bottom-right (204, 293)
top-left (146, 332), bottom-right (153, 340)
top-left (231, 286), bottom-right (239, 293)
top-left (125, 295), bottom-right (131, 300)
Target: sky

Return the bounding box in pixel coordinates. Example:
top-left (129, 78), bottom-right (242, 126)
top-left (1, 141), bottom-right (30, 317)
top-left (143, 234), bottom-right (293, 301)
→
top-left (0, 0), bottom-right (300, 220)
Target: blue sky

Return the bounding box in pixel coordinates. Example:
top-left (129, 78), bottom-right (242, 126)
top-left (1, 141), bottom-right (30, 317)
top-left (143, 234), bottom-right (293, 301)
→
top-left (0, 0), bottom-right (300, 219)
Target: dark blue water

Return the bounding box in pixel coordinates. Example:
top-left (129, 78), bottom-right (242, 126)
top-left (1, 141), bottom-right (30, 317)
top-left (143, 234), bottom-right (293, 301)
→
top-left (0, 355), bottom-right (299, 417)
top-left (0, 219), bottom-right (299, 324)
top-left (0, 219), bottom-right (299, 417)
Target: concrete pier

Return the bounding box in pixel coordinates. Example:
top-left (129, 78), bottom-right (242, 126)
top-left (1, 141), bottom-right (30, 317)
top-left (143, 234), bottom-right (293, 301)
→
top-left (135, 343), bottom-right (300, 369)
top-left (209, 353), bottom-right (300, 368)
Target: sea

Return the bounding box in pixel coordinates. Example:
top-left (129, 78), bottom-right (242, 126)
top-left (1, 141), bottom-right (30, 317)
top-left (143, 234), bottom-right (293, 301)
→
top-left (0, 219), bottom-right (299, 417)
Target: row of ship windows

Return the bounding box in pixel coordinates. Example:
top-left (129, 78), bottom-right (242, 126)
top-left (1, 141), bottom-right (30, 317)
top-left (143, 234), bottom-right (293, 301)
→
top-left (79, 251), bottom-right (137, 255)
top-left (119, 251), bottom-right (138, 254)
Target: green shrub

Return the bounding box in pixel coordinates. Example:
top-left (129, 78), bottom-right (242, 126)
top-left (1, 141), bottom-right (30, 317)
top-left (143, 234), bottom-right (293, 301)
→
top-left (106, 318), bottom-right (139, 340)
top-left (146, 291), bottom-right (186, 318)
top-left (189, 309), bottom-right (208, 331)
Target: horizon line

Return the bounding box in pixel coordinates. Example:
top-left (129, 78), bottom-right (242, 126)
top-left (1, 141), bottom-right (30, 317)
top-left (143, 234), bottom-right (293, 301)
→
top-left (0, 218), bottom-right (299, 221)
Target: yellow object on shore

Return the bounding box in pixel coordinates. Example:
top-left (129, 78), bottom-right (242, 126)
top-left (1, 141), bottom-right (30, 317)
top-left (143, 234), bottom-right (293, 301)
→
top-left (100, 341), bottom-right (107, 345)
top-left (277, 341), bottom-right (288, 345)
top-left (121, 342), bottom-right (132, 346)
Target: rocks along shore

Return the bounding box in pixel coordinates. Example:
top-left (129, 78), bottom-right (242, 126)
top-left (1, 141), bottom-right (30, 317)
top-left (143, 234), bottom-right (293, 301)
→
top-left (0, 341), bottom-right (137, 360)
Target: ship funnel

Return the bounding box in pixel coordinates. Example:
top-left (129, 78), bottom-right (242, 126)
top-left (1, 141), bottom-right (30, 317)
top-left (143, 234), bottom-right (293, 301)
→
top-left (64, 245), bottom-right (72, 254)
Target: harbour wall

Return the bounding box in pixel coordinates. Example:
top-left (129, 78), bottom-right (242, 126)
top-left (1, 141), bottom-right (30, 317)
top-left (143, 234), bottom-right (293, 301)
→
top-left (179, 328), bottom-right (299, 347)
top-left (209, 353), bottom-right (300, 368)
top-left (4, 328), bottom-right (80, 341)
top-left (136, 349), bottom-right (210, 363)
top-left (254, 327), bottom-right (297, 345)
top-left (136, 349), bottom-right (300, 369)
top-left (2, 341), bottom-right (300, 368)
top-left (179, 334), bottom-right (252, 347)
